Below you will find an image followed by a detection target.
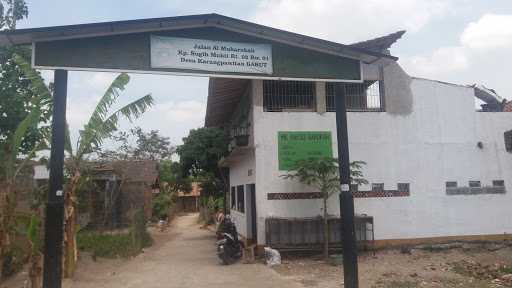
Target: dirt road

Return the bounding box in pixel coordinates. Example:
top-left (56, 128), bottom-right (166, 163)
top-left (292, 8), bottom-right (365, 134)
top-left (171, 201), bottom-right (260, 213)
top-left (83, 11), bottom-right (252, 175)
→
top-left (4, 213), bottom-right (302, 288)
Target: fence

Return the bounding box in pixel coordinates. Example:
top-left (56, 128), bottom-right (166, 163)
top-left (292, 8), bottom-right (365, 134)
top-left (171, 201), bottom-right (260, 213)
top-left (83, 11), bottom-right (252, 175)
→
top-left (265, 215), bottom-right (374, 251)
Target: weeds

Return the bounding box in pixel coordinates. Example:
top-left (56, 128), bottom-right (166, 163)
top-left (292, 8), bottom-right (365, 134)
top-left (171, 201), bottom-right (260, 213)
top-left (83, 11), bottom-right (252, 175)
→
top-left (77, 232), bottom-right (134, 258)
top-left (77, 209), bottom-right (152, 259)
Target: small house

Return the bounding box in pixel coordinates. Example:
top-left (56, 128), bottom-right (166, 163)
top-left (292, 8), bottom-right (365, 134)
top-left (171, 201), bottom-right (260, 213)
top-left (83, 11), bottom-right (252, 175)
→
top-left (90, 160), bottom-right (159, 227)
top-left (177, 182), bottom-right (201, 212)
top-left (32, 160), bottom-right (159, 228)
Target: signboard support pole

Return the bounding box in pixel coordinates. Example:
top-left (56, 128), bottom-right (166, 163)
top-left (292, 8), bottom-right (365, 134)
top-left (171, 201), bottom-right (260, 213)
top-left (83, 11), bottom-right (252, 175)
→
top-left (43, 69), bottom-right (68, 288)
top-left (334, 83), bottom-right (359, 288)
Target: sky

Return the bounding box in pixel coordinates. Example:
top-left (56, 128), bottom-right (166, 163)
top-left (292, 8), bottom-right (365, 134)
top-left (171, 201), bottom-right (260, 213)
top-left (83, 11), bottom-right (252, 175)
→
top-left (16, 0), bottom-right (512, 149)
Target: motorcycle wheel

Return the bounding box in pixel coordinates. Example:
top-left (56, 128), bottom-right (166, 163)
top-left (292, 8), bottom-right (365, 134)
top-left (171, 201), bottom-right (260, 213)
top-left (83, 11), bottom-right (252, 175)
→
top-left (217, 245), bottom-right (232, 265)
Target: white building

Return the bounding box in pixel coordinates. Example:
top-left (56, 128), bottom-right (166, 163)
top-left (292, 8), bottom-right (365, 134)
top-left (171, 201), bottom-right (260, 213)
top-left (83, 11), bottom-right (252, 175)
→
top-left (205, 31), bottom-right (512, 248)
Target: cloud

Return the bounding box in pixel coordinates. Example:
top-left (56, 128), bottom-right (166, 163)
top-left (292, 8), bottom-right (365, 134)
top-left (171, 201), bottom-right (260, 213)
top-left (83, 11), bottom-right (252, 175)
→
top-left (460, 14), bottom-right (512, 51)
top-left (155, 100), bottom-right (206, 124)
top-left (252, 0), bottom-right (452, 43)
top-left (402, 46), bottom-right (469, 76)
top-left (400, 13), bottom-right (512, 76)
top-left (400, 13), bottom-right (512, 98)
top-left (133, 99), bottom-right (206, 145)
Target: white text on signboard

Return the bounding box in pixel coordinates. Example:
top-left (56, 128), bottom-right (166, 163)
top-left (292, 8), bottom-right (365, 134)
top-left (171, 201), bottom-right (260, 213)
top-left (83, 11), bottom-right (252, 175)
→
top-left (151, 36), bottom-right (273, 74)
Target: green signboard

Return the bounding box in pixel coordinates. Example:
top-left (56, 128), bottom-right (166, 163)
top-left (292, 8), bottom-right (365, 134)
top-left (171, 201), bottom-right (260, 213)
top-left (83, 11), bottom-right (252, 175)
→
top-left (278, 131), bottom-right (333, 171)
top-left (33, 27), bottom-right (361, 81)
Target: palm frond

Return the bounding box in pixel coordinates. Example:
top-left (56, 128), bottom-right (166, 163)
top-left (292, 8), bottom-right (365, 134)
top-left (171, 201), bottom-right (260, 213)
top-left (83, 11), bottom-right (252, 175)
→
top-left (13, 54), bottom-right (52, 101)
top-left (77, 73), bottom-right (130, 158)
top-left (5, 107), bottom-right (43, 178)
top-left (87, 73), bottom-right (130, 124)
top-left (77, 94), bottom-right (153, 159)
top-left (64, 122), bottom-right (73, 155)
top-left (9, 107), bottom-right (42, 159)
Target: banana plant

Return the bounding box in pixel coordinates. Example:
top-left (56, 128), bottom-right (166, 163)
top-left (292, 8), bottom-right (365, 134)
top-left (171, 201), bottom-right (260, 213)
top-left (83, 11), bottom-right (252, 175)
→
top-left (0, 54), bottom-right (50, 282)
top-left (6, 55), bottom-right (154, 279)
top-left (62, 73), bottom-right (153, 278)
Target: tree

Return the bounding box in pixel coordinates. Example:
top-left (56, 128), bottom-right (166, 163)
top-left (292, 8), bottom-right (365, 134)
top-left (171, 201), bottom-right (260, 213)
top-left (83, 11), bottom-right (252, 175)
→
top-left (0, 0), bottom-right (49, 161)
top-left (177, 127), bottom-right (229, 222)
top-left (177, 127), bottom-right (229, 177)
top-left (0, 0), bottom-right (28, 30)
top-left (97, 127), bottom-right (175, 161)
top-left (177, 127), bottom-right (229, 196)
top-left (0, 54), bottom-right (50, 280)
top-left (282, 157), bottom-right (368, 260)
top-left (131, 127), bottom-right (174, 160)
top-left (61, 73), bottom-right (153, 277)
top-left (153, 161), bottom-right (191, 220)
top-left (159, 160), bottom-right (191, 194)
top-left (0, 3), bottom-right (48, 286)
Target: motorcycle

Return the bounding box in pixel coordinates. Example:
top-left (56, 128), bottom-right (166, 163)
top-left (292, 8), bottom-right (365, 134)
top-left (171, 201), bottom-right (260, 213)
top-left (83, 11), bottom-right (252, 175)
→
top-left (216, 215), bottom-right (243, 265)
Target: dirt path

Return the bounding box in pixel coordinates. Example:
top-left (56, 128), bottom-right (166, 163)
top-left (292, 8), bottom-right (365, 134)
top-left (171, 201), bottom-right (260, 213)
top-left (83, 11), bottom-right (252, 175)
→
top-left (4, 213), bottom-right (303, 288)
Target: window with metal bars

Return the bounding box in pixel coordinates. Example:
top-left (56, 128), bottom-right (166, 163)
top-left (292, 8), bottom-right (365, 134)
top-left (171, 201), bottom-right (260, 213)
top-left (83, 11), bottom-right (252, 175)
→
top-left (326, 81), bottom-right (384, 112)
top-left (263, 80), bottom-right (316, 112)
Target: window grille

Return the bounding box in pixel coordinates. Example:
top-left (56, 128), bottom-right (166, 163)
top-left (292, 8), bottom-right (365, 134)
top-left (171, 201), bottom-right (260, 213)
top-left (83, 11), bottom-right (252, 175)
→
top-left (493, 180), bottom-right (505, 187)
top-left (326, 81), bottom-right (384, 112)
top-left (398, 183), bottom-right (410, 193)
top-left (263, 80), bottom-right (315, 112)
top-left (469, 181), bottom-right (481, 188)
top-left (446, 181), bottom-right (457, 188)
top-left (372, 183), bottom-right (384, 191)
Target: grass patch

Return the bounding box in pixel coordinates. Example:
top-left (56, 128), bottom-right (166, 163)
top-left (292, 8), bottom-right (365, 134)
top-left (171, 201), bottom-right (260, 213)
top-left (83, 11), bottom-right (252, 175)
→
top-left (77, 230), bottom-right (152, 259)
top-left (78, 208), bottom-right (153, 259)
top-left (499, 265), bottom-right (512, 274)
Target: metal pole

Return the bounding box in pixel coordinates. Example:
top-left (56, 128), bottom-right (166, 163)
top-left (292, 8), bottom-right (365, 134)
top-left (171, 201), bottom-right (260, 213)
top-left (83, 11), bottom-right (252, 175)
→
top-left (43, 69), bottom-right (68, 288)
top-left (334, 83), bottom-right (359, 288)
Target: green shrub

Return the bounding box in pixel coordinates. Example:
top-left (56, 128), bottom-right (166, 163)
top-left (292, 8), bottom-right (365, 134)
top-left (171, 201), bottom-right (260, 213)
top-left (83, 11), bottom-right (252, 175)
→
top-left (77, 232), bottom-right (134, 258)
top-left (152, 192), bottom-right (173, 220)
top-left (77, 209), bottom-right (152, 258)
top-left (131, 209), bottom-right (152, 252)
top-left (1, 245), bottom-right (25, 278)
top-left (1, 214), bottom-right (37, 278)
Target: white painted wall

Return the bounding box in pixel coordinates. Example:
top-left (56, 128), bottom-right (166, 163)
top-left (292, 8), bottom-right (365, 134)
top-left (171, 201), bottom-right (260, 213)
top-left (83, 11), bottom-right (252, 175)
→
top-left (228, 151), bottom-right (255, 238)
top-left (238, 74), bottom-right (512, 245)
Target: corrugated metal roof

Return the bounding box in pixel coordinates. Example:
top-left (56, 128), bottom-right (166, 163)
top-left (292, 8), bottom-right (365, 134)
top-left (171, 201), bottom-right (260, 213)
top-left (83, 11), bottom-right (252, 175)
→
top-left (350, 30), bottom-right (406, 53)
top-left (93, 160), bottom-right (159, 183)
top-left (205, 78), bottom-right (250, 127)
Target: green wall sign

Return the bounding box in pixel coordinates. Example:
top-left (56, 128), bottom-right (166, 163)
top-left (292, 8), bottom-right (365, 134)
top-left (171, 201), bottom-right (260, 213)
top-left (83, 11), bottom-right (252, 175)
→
top-left (278, 131), bottom-right (333, 171)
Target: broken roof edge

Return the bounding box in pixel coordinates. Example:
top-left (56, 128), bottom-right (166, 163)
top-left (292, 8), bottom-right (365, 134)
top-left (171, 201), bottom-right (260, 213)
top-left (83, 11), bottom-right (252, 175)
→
top-left (350, 30), bottom-right (406, 54)
top-left (410, 76), bottom-right (470, 89)
top-left (411, 77), bottom-right (509, 106)
top-left (0, 13), bottom-right (398, 62)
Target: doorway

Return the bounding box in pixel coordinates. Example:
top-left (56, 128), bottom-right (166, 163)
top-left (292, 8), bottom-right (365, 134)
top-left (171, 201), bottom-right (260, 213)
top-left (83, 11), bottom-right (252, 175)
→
top-left (246, 183), bottom-right (257, 244)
